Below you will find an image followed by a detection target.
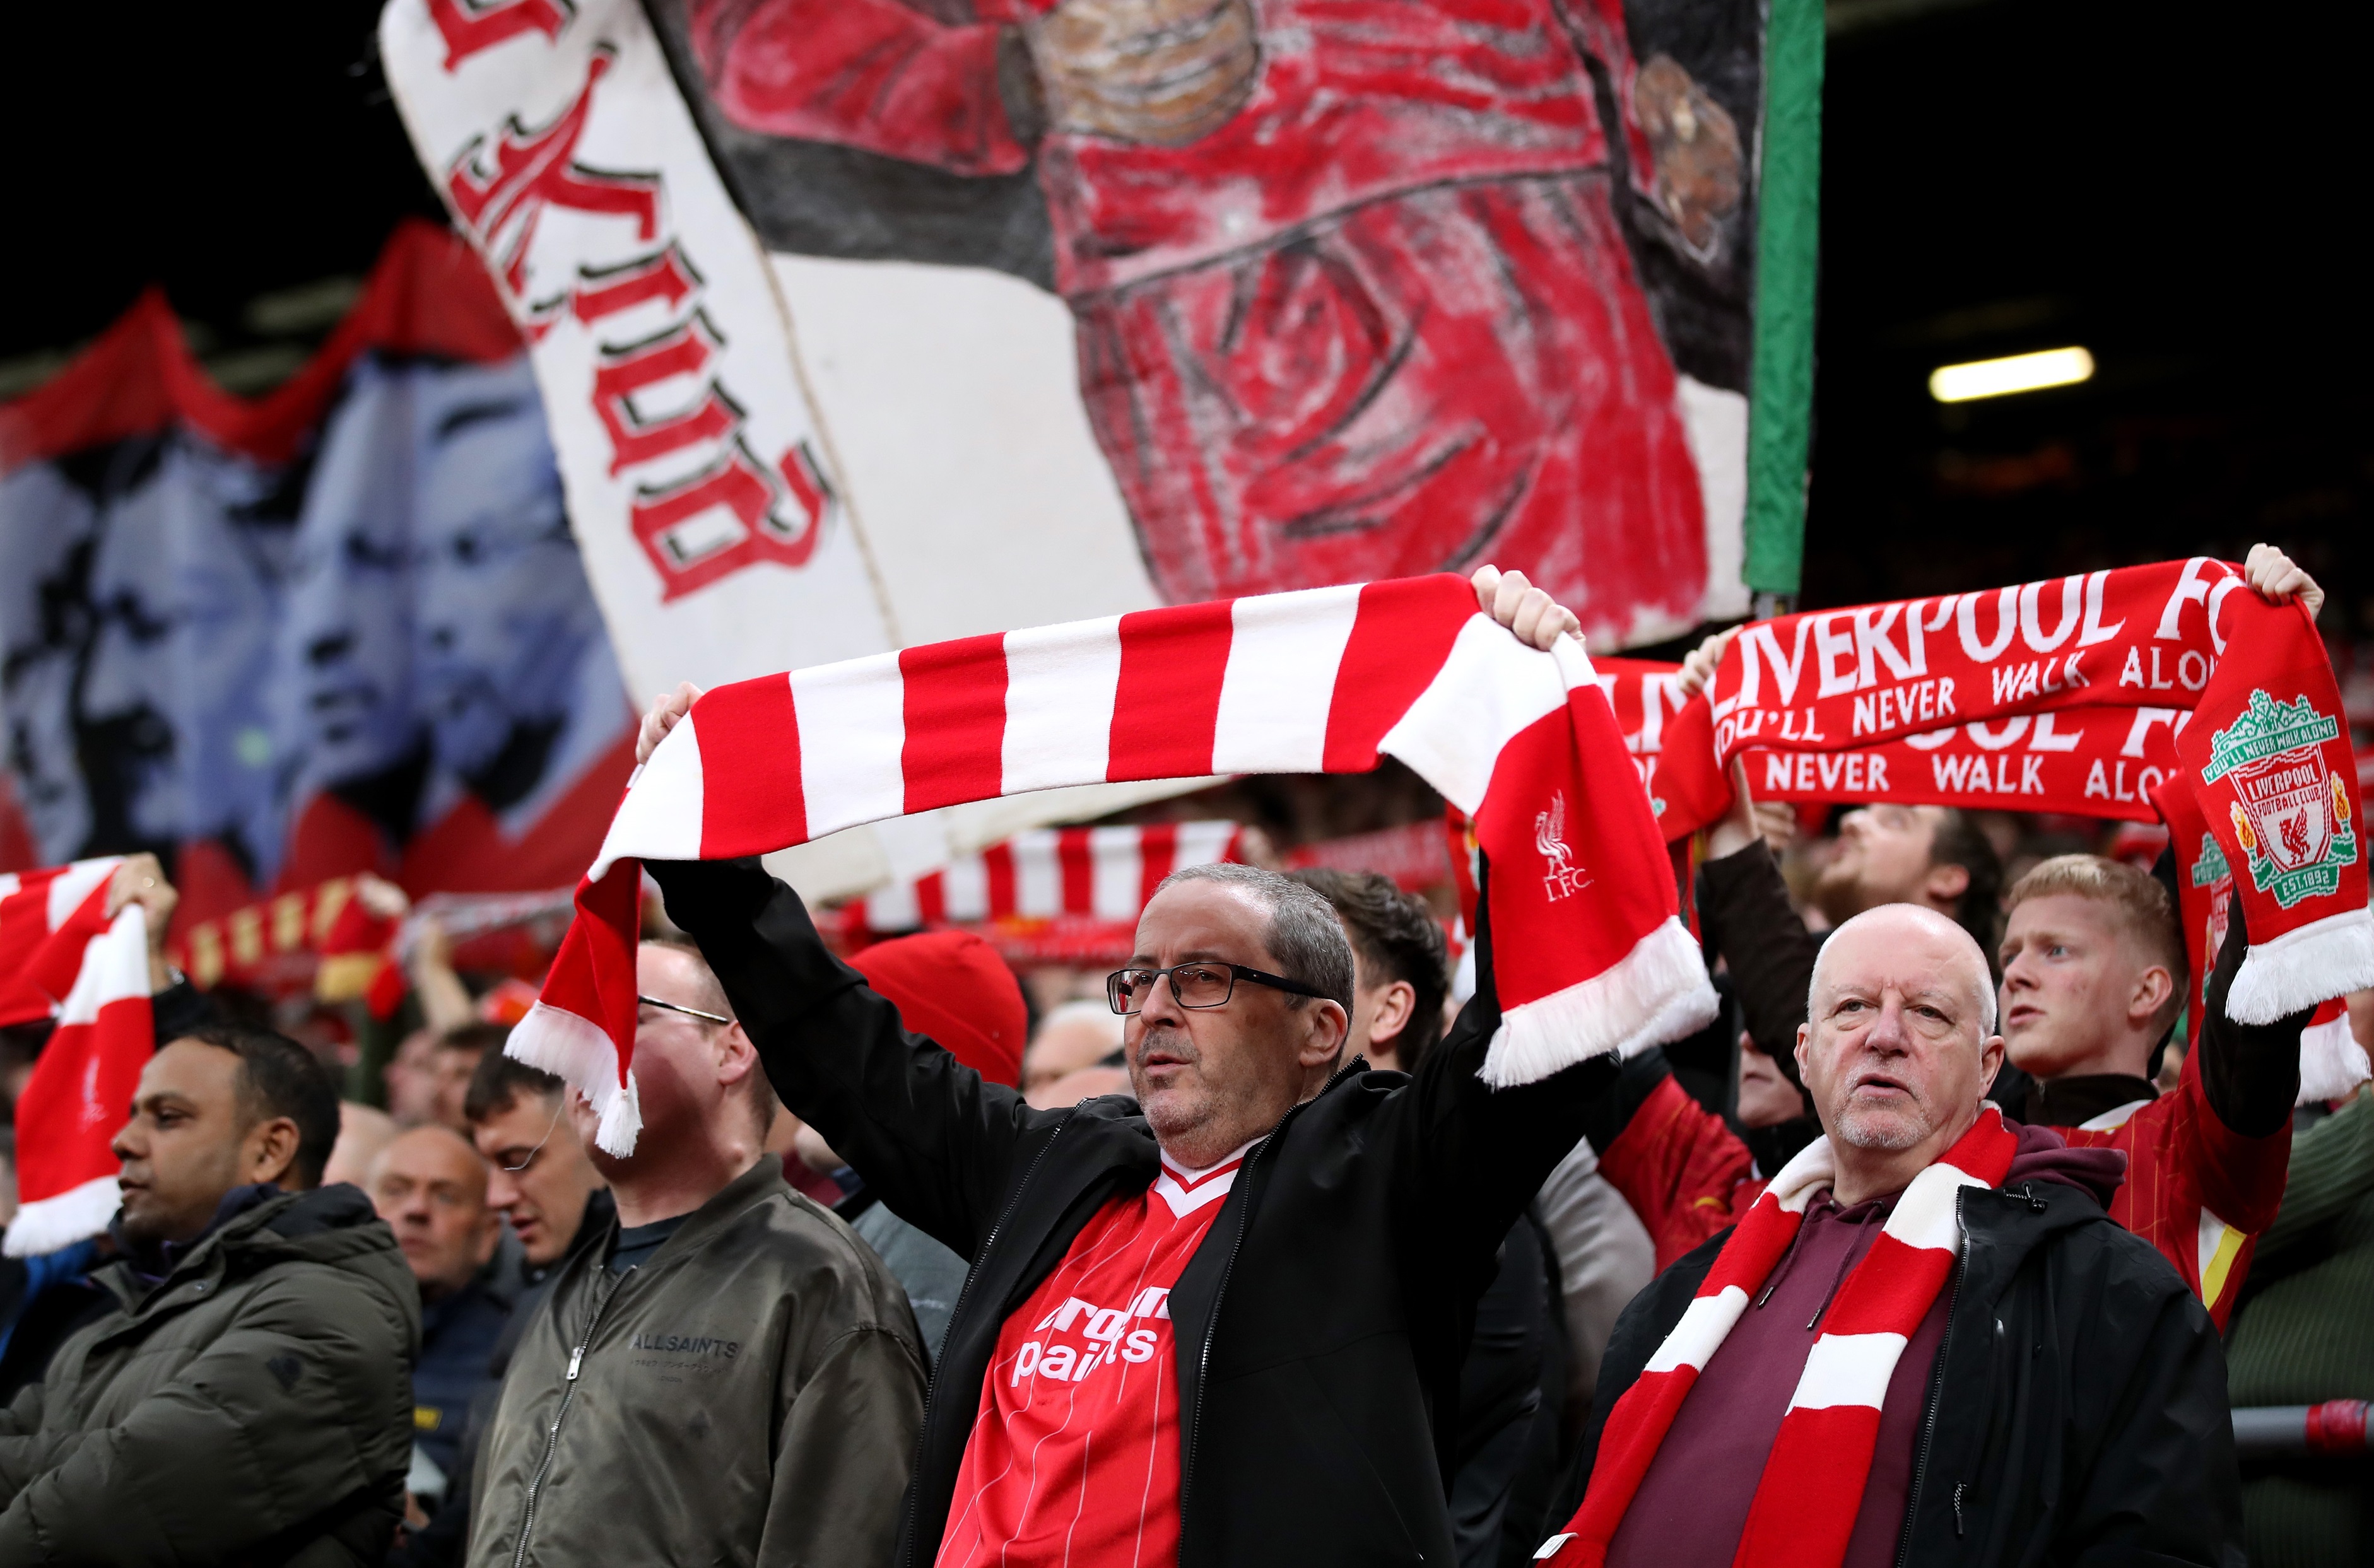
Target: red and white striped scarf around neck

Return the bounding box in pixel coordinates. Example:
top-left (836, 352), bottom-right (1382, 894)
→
top-left (1, 858), bottom-right (155, 1257)
top-left (514, 574), bottom-right (1717, 1155)
top-left (1539, 1106), bottom-right (2020, 1568)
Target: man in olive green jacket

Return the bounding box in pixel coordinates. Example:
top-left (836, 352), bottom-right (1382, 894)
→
top-left (467, 940), bottom-right (925, 1568)
top-left (0, 1023), bottom-right (419, 1564)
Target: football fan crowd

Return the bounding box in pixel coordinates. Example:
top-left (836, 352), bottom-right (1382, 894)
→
top-left (0, 558), bottom-right (2367, 1568)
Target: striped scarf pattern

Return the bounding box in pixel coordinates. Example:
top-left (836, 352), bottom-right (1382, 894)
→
top-left (515, 575), bottom-right (1717, 1153)
top-left (1543, 1106), bottom-right (2019, 1568)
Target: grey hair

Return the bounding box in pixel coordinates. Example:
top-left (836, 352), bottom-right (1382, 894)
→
top-left (1155, 862), bottom-right (1355, 1014)
top-left (1809, 903), bottom-right (1999, 1036)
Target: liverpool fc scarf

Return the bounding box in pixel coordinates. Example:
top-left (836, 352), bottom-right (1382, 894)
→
top-left (1, 859), bottom-right (155, 1256)
top-left (1650, 559), bottom-right (2370, 1024)
top-left (1539, 1107), bottom-right (2021, 1568)
top-left (514, 575), bottom-right (1717, 1154)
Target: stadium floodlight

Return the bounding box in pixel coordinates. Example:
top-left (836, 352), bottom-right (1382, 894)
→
top-left (1928, 346), bottom-right (2095, 403)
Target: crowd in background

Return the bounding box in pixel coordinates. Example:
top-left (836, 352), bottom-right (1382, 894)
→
top-left (0, 734), bottom-right (2368, 1564)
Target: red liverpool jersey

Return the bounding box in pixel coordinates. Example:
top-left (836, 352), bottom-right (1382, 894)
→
top-left (2054, 1044), bottom-right (2289, 1330)
top-left (934, 1140), bottom-right (1258, 1567)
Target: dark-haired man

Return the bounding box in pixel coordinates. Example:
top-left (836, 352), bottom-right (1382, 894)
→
top-left (0, 1024), bottom-right (419, 1562)
top-left (468, 939), bottom-right (926, 1568)
top-left (465, 1050), bottom-right (608, 1277)
top-left (392, 1055), bottom-right (613, 1568)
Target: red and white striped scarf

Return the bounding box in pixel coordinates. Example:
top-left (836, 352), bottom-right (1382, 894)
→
top-left (1, 859), bottom-right (155, 1256)
top-left (514, 575), bottom-right (1716, 1154)
top-left (1540, 1106), bottom-right (2020, 1568)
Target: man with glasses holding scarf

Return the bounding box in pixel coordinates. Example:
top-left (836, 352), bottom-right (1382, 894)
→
top-left (464, 939), bottom-right (927, 1568)
top-left (640, 568), bottom-right (1615, 1567)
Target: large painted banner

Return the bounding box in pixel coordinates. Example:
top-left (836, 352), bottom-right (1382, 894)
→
top-left (0, 223), bottom-right (635, 930)
top-left (381, 0), bottom-right (1769, 667)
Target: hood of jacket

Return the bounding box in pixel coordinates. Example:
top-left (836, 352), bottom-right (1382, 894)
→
top-left (98, 1181), bottom-right (413, 1323)
top-left (2001, 1118), bottom-right (2127, 1208)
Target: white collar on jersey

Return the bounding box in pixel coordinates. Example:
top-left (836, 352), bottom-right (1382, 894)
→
top-left (1153, 1135), bottom-right (1266, 1218)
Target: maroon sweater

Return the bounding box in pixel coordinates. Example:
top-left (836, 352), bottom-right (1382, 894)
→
top-left (1604, 1124), bottom-right (2125, 1568)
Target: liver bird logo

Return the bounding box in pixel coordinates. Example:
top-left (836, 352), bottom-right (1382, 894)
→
top-left (1535, 793), bottom-right (1590, 901)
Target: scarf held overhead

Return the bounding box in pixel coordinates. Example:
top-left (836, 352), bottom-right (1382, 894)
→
top-left (1666, 559), bottom-right (2370, 1024)
top-left (1539, 1107), bottom-right (2021, 1568)
top-left (1, 859), bottom-right (155, 1256)
top-left (515, 575), bottom-right (1716, 1154)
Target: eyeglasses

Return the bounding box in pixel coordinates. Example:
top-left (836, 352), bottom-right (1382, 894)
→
top-left (638, 993), bottom-right (732, 1026)
top-left (1105, 962), bottom-right (1326, 1016)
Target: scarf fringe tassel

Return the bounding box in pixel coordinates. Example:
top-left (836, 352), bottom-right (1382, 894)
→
top-left (508, 1000), bottom-right (644, 1157)
top-left (3, 1174), bottom-right (125, 1258)
top-left (1482, 917), bottom-right (1719, 1089)
top-left (2230, 907), bottom-right (2374, 1026)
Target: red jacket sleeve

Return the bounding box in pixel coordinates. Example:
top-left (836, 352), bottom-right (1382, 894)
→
top-left (1592, 1067), bottom-right (1760, 1272)
top-left (686, 0), bottom-right (1032, 176)
top-left (2172, 1034), bottom-right (2293, 1239)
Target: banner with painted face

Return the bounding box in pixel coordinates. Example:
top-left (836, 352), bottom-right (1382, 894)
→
top-left (379, 0), bottom-right (1772, 670)
top-left (0, 222), bottom-right (637, 931)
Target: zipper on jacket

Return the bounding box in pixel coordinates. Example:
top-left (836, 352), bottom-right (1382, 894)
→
top-left (1177, 1056), bottom-right (1362, 1556)
top-left (1895, 1187), bottom-right (1967, 1568)
top-left (901, 1113), bottom-right (1073, 1568)
top-left (511, 1264), bottom-right (625, 1568)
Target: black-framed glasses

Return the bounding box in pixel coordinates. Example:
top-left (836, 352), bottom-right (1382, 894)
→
top-left (638, 993), bottom-right (732, 1026)
top-left (1105, 962), bottom-right (1326, 1016)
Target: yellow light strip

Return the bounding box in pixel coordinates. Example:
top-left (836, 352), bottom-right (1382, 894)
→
top-left (1928, 346), bottom-right (2095, 403)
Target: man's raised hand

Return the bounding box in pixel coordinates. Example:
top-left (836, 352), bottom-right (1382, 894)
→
top-left (1472, 565), bottom-right (1582, 652)
top-left (2244, 543), bottom-right (2324, 619)
top-left (1675, 624), bottom-right (1740, 701)
top-left (638, 681), bottom-right (705, 766)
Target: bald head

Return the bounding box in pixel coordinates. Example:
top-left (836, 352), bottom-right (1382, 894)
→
top-left (368, 1123), bottom-right (499, 1300)
top-left (1797, 903), bottom-right (2007, 1205)
top-left (1811, 904), bottom-right (1997, 1036)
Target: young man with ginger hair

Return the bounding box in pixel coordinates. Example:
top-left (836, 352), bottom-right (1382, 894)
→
top-left (1997, 853), bottom-right (2300, 1326)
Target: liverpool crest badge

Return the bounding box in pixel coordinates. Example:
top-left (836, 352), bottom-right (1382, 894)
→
top-left (2201, 690), bottom-right (2358, 910)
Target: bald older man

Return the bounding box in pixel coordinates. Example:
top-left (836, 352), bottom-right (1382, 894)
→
top-left (1541, 904), bottom-right (2242, 1568)
top-left (368, 1125), bottom-right (518, 1494)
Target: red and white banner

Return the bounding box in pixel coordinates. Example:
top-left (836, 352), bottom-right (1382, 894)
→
top-left (1, 860), bottom-right (153, 1256)
top-left (1281, 819), bottom-right (1458, 892)
top-left (169, 877), bottom-right (578, 1003)
top-left (861, 821), bottom-right (1242, 932)
top-left (0, 221), bottom-right (637, 941)
top-left (1660, 560), bottom-right (2372, 1025)
top-left (378, 0), bottom-right (1204, 908)
top-left (380, 0), bottom-right (1766, 670)
top-left (521, 575), bottom-right (1712, 1153)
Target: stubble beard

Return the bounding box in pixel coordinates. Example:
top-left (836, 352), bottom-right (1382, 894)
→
top-left (1134, 1025), bottom-right (1210, 1145)
top-left (1834, 1097), bottom-right (1931, 1152)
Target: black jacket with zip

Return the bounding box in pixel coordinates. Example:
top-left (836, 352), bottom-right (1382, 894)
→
top-left (1560, 1172), bottom-right (2245, 1566)
top-left (653, 855), bottom-right (1616, 1568)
